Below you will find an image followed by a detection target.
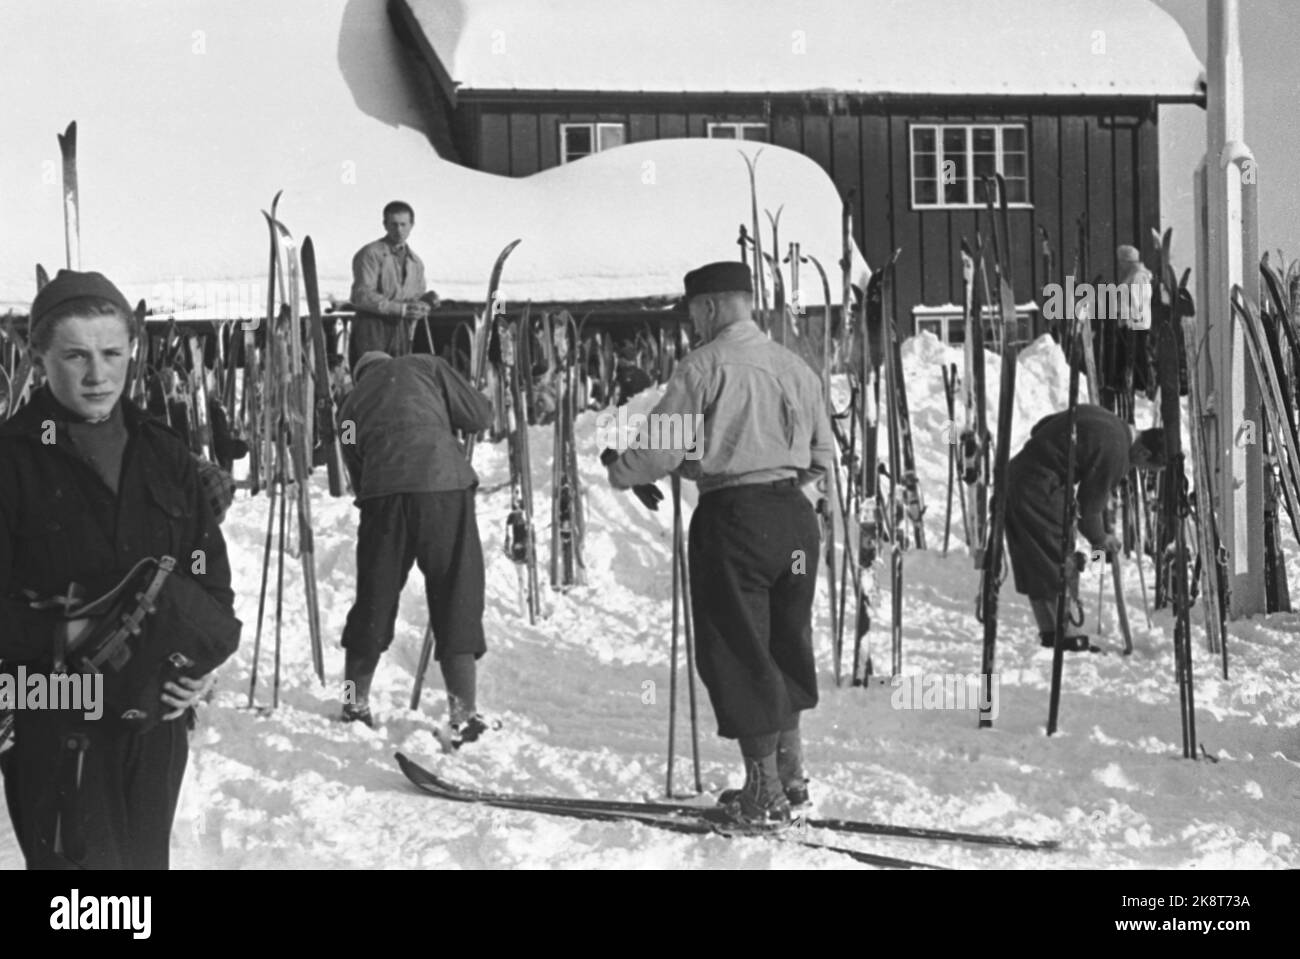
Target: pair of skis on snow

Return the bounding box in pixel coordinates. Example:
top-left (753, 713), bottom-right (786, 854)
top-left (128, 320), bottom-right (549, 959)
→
top-left (394, 752), bottom-right (1059, 869)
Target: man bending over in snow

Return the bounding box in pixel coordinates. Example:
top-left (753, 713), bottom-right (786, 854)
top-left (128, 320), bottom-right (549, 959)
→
top-left (337, 351), bottom-right (494, 746)
top-left (1005, 404), bottom-right (1163, 651)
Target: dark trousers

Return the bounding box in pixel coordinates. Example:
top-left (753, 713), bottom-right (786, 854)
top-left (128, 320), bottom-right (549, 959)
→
top-left (688, 483), bottom-right (820, 739)
top-left (1005, 454), bottom-right (1069, 599)
top-left (349, 313), bottom-right (412, 370)
top-left (342, 490), bottom-right (486, 662)
top-left (1, 714), bottom-right (188, 869)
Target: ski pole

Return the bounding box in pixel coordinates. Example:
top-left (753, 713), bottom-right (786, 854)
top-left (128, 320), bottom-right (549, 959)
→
top-left (248, 474), bottom-right (278, 708)
top-left (673, 476), bottom-right (702, 794)
top-left (666, 478), bottom-right (682, 798)
top-left (942, 364), bottom-right (956, 556)
top-left (1095, 564), bottom-right (1106, 640)
top-left (1112, 554), bottom-right (1133, 655)
top-left (273, 463), bottom-right (289, 711)
top-left (1134, 475), bottom-right (1153, 627)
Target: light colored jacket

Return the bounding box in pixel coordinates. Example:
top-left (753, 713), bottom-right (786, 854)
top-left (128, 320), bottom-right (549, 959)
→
top-left (607, 320), bottom-right (833, 495)
top-left (350, 238), bottom-right (426, 317)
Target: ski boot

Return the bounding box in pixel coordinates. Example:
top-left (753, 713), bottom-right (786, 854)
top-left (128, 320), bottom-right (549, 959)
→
top-left (719, 756), bottom-right (793, 831)
top-left (448, 713), bottom-right (495, 749)
top-left (718, 780), bottom-right (809, 809)
top-left (776, 728), bottom-right (811, 808)
top-left (1030, 554), bottom-right (1092, 651)
top-left (340, 703), bottom-right (375, 728)
top-left (1030, 598), bottom-right (1093, 650)
top-left (717, 732), bottom-right (809, 809)
top-left (719, 726), bottom-right (811, 808)
top-left (437, 712), bottom-right (502, 751)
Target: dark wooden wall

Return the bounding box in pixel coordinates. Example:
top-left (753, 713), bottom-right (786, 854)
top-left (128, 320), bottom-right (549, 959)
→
top-left (455, 95), bottom-right (1160, 337)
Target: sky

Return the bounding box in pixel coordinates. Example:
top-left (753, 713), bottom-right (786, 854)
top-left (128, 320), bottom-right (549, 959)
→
top-left (1154, 0), bottom-right (1300, 265)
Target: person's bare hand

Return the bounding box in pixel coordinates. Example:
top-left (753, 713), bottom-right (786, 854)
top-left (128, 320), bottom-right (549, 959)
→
top-left (402, 301), bottom-right (430, 320)
top-left (1098, 533), bottom-right (1122, 559)
top-left (162, 673), bottom-right (216, 721)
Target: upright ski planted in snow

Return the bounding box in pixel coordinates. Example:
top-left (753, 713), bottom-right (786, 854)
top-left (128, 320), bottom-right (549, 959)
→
top-left (499, 309), bottom-right (541, 623)
top-left (302, 237), bottom-right (347, 498)
top-left (960, 237), bottom-right (990, 565)
top-left (880, 254), bottom-right (906, 677)
top-left (58, 122), bottom-right (79, 270)
top-left (977, 177), bottom-right (1020, 729)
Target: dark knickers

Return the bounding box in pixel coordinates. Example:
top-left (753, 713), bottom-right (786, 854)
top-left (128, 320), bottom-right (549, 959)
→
top-left (341, 490), bottom-right (486, 662)
top-left (687, 483), bottom-right (820, 739)
top-left (1004, 454), bottom-right (1070, 599)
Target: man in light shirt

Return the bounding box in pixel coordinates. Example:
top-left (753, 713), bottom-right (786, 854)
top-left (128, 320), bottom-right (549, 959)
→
top-left (602, 261), bottom-right (833, 828)
top-left (349, 201), bottom-right (439, 368)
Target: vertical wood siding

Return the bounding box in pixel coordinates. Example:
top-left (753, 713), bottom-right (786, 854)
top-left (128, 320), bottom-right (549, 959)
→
top-left (466, 100), bottom-right (1159, 336)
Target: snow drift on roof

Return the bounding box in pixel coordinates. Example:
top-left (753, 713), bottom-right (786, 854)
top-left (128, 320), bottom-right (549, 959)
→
top-left (0, 0), bottom-right (865, 317)
top-left (411, 138), bottom-right (870, 309)
top-left (409, 0), bottom-right (1204, 99)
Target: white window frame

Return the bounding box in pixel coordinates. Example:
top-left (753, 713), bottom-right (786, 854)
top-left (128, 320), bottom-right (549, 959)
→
top-left (909, 123), bottom-right (1031, 210)
top-left (914, 314), bottom-right (964, 345)
top-left (560, 122), bottom-right (627, 163)
top-left (912, 303), bottom-right (1039, 348)
top-left (706, 122), bottom-right (769, 141)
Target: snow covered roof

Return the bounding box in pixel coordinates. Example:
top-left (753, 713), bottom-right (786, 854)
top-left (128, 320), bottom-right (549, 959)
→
top-left (0, 1), bottom-right (865, 317)
top-left (406, 0), bottom-right (1205, 100)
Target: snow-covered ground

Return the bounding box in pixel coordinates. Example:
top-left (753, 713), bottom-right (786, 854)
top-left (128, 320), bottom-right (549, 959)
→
top-left (2, 332), bottom-right (1297, 869)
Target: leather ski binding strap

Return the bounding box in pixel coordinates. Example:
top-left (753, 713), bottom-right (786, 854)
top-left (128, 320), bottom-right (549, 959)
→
top-left (68, 557), bottom-right (178, 674)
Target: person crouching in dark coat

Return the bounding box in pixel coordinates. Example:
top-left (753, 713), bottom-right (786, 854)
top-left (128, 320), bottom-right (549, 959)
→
top-left (337, 351), bottom-right (494, 746)
top-left (1004, 404), bottom-right (1163, 650)
top-left (0, 270), bottom-right (236, 869)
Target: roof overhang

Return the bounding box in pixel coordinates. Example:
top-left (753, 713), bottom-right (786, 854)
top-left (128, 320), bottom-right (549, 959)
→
top-left (400, 0), bottom-right (1206, 104)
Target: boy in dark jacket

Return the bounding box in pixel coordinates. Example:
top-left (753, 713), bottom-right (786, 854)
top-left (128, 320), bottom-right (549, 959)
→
top-left (336, 351), bottom-right (493, 741)
top-left (0, 270), bottom-right (235, 868)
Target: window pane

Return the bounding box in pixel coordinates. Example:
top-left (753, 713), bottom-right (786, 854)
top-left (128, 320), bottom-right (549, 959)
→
top-left (912, 127), bottom-right (936, 153)
top-left (942, 127), bottom-right (966, 153)
top-left (949, 322), bottom-right (966, 345)
top-left (974, 177), bottom-right (990, 205)
top-left (913, 153), bottom-right (937, 178)
top-left (598, 124), bottom-right (626, 150)
top-left (709, 125), bottom-right (737, 139)
top-left (918, 319), bottom-right (942, 339)
top-left (914, 179), bottom-right (938, 205)
top-left (1002, 153), bottom-right (1027, 179)
top-left (943, 151), bottom-right (968, 204)
top-left (564, 125), bottom-right (592, 159)
top-left (1004, 177), bottom-right (1029, 203)
top-left (1002, 126), bottom-right (1026, 152)
top-left (742, 125), bottom-right (768, 141)
top-left (973, 127), bottom-right (996, 152)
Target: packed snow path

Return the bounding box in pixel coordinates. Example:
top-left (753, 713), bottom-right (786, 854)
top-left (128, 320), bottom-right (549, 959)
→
top-left (2, 334), bottom-right (1296, 869)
